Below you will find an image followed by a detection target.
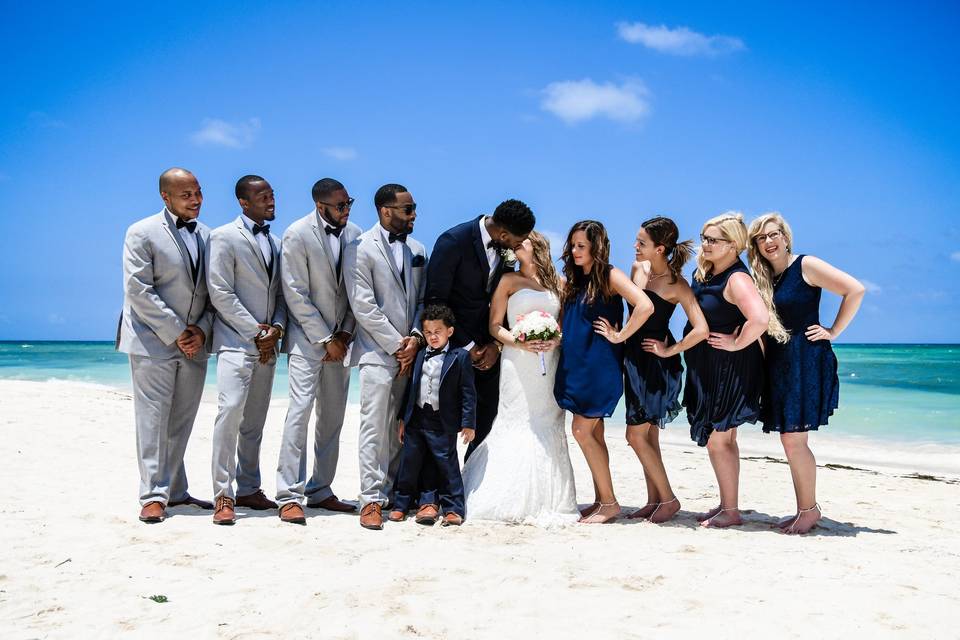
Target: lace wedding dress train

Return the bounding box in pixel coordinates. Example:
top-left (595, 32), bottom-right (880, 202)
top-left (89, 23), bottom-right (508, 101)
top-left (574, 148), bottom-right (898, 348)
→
top-left (462, 288), bottom-right (579, 527)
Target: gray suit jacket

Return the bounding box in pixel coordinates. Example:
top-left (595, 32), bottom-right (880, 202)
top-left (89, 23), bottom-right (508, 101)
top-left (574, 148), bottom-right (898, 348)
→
top-left (207, 216), bottom-right (287, 355)
top-left (116, 209), bottom-right (214, 359)
top-left (344, 223), bottom-right (427, 367)
top-left (280, 210), bottom-right (362, 359)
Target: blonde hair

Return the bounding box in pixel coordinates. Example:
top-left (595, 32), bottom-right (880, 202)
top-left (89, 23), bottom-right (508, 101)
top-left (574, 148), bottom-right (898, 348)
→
top-left (747, 212), bottom-right (792, 343)
top-left (693, 211), bottom-right (749, 282)
top-left (527, 230), bottom-right (563, 298)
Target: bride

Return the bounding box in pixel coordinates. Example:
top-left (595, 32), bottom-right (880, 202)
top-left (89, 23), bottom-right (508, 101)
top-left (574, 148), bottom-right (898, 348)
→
top-left (462, 231), bottom-right (579, 526)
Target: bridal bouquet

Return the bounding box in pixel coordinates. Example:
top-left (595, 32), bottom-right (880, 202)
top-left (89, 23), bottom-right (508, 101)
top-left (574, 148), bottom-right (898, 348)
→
top-left (511, 311), bottom-right (561, 375)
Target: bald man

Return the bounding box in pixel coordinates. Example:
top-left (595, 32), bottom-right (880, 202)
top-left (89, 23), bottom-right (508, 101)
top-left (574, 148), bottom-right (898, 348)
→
top-left (116, 168), bottom-right (216, 523)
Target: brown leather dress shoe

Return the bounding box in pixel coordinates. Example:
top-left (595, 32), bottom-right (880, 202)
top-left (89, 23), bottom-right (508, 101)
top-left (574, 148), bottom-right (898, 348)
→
top-left (213, 497), bottom-right (236, 525)
top-left (387, 509), bottom-right (407, 522)
top-left (168, 494), bottom-right (214, 510)
top-left (441, 512), bottom-right (463, 527)
top-left (279, 503), bottom-right (306, 525)
top-left (306, 494), bottom-right (357, 513)
top-left (415, 504), bottom-right (439, 526)
top-left (139, 501), bottom-right (166, 523)
top-left (359, 503), bottom-right (383, 530)
top-left (235, 490), bottom-right (278, 510)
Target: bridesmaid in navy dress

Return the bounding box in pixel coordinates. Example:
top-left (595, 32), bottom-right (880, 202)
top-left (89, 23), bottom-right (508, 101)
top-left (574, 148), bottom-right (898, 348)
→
top-left (683, 212), bottom-right (771, 528)
top-left (554, 220), bottom-right (653, 524)
top-left (748, 212), bottom-right (864, 534)
top-left (623, 217), bottom-right (708, 524)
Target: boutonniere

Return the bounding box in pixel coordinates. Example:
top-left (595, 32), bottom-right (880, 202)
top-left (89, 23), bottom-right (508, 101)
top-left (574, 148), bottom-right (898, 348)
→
top-left (411, 254), bottom-right (426, 267)
top-left (500, 248), bottom-right (517, 266)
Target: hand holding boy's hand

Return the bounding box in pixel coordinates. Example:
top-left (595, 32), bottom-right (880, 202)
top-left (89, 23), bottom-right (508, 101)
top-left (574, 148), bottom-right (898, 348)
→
top-left (398, 420), bottom-right (405, 444)
top-left (461, 428), bottom-right (475, 445)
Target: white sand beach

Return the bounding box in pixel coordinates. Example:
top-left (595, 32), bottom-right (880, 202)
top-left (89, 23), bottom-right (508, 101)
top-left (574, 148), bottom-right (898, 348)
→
top-left (1, 378), bottom-right (958, 638)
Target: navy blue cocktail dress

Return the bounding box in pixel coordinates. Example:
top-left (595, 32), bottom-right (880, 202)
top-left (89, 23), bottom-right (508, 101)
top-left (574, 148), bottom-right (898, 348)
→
top-left (554, 290), bottom-right (625, 418)
top-left (623, 290), bottom-right (683, 427)
top-left (761, 255), bottom-right (839, 433)
top-left (682, 259), bottom-right (764, 446)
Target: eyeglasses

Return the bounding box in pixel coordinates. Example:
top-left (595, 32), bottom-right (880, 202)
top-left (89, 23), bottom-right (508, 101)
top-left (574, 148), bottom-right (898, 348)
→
top-left (319, 197), bottom-right (355, 213)
top-left (384, 203), bottom-right (417, 215)
top-left (700, 234), bottom-right (730, 246)
top-left (754, 229), bottom-right (783, 244)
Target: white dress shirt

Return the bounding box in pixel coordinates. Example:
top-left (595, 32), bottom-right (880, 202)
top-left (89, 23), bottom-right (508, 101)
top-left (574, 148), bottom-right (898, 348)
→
top-left (242, 214), bottom-right (273, 268)
top-left (478, 216), bottom-right (500, 272)
top-left (321, 217), bottom-right (342, 270)
top-left (379, 224), bottom-right (405, 274)
top-left (418, 344), bottom-right (448, 409)
top-left (168, 207), bottom-right (199, 268)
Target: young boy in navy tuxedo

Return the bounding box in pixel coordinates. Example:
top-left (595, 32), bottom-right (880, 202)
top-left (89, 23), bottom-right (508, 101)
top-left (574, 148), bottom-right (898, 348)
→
top-left (389, 304), bottom-right (476, 526)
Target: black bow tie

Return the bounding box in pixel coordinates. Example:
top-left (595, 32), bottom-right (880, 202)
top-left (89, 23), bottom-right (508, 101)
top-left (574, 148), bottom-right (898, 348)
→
top-left (325, 225), bottom-right (344, 237)
top-left (252, 223), bottom-right (270, 236)
top-left (424, 349), bottom-right (445, 360)
top-left (175, 218), bottom-right (197, 233)
top-left (486, 240), bottom-right (500, 250)
top-left (388, 232), bottom-right (407, 244)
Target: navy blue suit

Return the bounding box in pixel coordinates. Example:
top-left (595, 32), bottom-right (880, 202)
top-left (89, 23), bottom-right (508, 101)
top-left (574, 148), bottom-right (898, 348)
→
top-left (425, 217), bottom-right (514, 457)
top-left (394, 345), bottom-right (477, 516)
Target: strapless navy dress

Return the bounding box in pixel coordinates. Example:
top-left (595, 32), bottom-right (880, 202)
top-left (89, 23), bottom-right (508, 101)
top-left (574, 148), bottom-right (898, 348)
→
top-left (682, 259), bottom-right (764, 446)
top-left (554, 291), bottom-right (624, 418)
top-left (761, 255), bottom-right (839, 433)
top-left (623, 290), bottom-right (683, 427)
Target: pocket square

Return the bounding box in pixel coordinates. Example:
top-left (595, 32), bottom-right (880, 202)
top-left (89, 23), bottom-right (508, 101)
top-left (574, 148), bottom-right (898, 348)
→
top-left (411, 254), bottom-right (426, 267)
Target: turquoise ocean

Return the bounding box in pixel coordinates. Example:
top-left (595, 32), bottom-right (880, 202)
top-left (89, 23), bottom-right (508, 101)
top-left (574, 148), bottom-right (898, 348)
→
top-left (1, 342), bottom-right (957, 445)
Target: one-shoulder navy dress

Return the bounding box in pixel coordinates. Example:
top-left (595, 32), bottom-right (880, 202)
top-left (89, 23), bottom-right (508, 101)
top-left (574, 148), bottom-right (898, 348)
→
top-left (761, 255), bottom-right (839, 433)
top-left (623, 290), bottom-right (683, 427)
top-left (554, 290), bottom-right (624, 418)
top-left (682, 259), bottom-right (764, 446)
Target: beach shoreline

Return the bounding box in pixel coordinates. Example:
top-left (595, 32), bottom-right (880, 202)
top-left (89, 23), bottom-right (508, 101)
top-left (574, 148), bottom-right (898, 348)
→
top-left (1, 378), bottom-right (958, 637)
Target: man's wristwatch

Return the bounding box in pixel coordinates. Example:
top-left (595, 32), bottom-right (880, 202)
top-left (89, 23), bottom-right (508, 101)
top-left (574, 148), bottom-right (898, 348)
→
top-left (272, 324), bottom-right (284, 339)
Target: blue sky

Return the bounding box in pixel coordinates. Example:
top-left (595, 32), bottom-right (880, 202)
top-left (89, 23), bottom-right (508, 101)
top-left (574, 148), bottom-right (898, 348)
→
top-left (1, 1), bottom-right (958, 342)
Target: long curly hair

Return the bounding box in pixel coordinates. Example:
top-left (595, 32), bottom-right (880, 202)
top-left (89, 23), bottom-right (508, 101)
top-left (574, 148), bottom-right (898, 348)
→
top-left (747, 212), bottom-right (792, 343)
top-left (693, 211), bottom-right (749, 282)
top-left (641, 216), bottom-right (694, 283)
top-left (561, 220), bottom-right (615, 305)
top-left (526, 230), bottom-right (563, 297)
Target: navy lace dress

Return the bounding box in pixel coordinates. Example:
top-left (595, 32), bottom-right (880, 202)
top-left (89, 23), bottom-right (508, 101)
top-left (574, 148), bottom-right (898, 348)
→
top-left (682, 259), bottom-right (764, 446)
top-left (554, 290), bottom-right (625, 418)
top-left (761, 255), bottom-right (839, 433)
top-left (623, 290), bottom-right (683, 427)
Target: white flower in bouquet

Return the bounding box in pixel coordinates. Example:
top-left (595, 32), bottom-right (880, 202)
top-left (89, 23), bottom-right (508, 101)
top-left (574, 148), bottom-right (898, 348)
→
top-left (511, 311), bottom-right (561, 375)
top-left (501, 248), bottom-right (517, 264)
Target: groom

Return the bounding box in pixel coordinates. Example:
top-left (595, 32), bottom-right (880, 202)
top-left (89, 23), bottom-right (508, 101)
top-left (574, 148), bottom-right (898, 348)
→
top-left (425, 199), bottom-right (536, 457)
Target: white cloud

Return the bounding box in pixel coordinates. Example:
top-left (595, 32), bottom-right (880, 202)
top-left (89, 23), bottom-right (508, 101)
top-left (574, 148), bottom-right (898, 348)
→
top-left (950, 251), bottom-right (960, 263)
top-left (541, 78), bottom-right (650, 125)
top-left (321, 147), bottom-right (358, 161)
top-left (616, 22), bottom-right (745, 56)
top-left (860, 279), bottom-right (882, 294)
top-left (190, 117), bottom-right (261, 149)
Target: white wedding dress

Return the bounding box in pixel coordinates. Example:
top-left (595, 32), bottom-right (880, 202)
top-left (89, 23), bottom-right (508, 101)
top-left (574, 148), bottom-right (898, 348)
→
top-left (462, 288), bottom-right (579, 527)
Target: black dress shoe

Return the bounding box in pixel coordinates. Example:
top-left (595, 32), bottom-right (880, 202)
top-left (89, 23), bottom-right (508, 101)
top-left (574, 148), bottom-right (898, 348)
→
top-left (306, 495), bottom-right (357, 512)
top-left (168, 495), bottom-right (214, 510)
top-left (235, 490), bottom-right (278, 510)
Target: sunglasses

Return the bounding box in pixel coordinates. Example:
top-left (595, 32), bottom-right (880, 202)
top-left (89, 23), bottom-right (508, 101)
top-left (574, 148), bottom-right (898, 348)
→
top-left (319, 197), bottom-right (355, 213)
top-left (384, 203), bottom-right (417, 215)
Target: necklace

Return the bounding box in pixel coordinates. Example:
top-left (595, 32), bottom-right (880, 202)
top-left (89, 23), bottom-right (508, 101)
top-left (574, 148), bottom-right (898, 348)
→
top-left (648, 270), bottom-right (670, 281)
top-left (772, 255), bottom-right (795, 287)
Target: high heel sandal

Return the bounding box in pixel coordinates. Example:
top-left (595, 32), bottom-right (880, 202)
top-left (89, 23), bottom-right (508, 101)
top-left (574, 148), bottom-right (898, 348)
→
top-left (580, 501), bottom-right (620, 524)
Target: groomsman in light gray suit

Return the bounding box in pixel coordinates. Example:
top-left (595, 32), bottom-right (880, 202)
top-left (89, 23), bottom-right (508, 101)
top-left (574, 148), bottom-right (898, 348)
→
top-left (344, 183), bottom-right (427, 530)
top-left (274, 178), bottom-right (362, 525)
top-left (117, 168), bottom-right (215, 524)
top-left (207, 175), bottom-right (287, 525)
